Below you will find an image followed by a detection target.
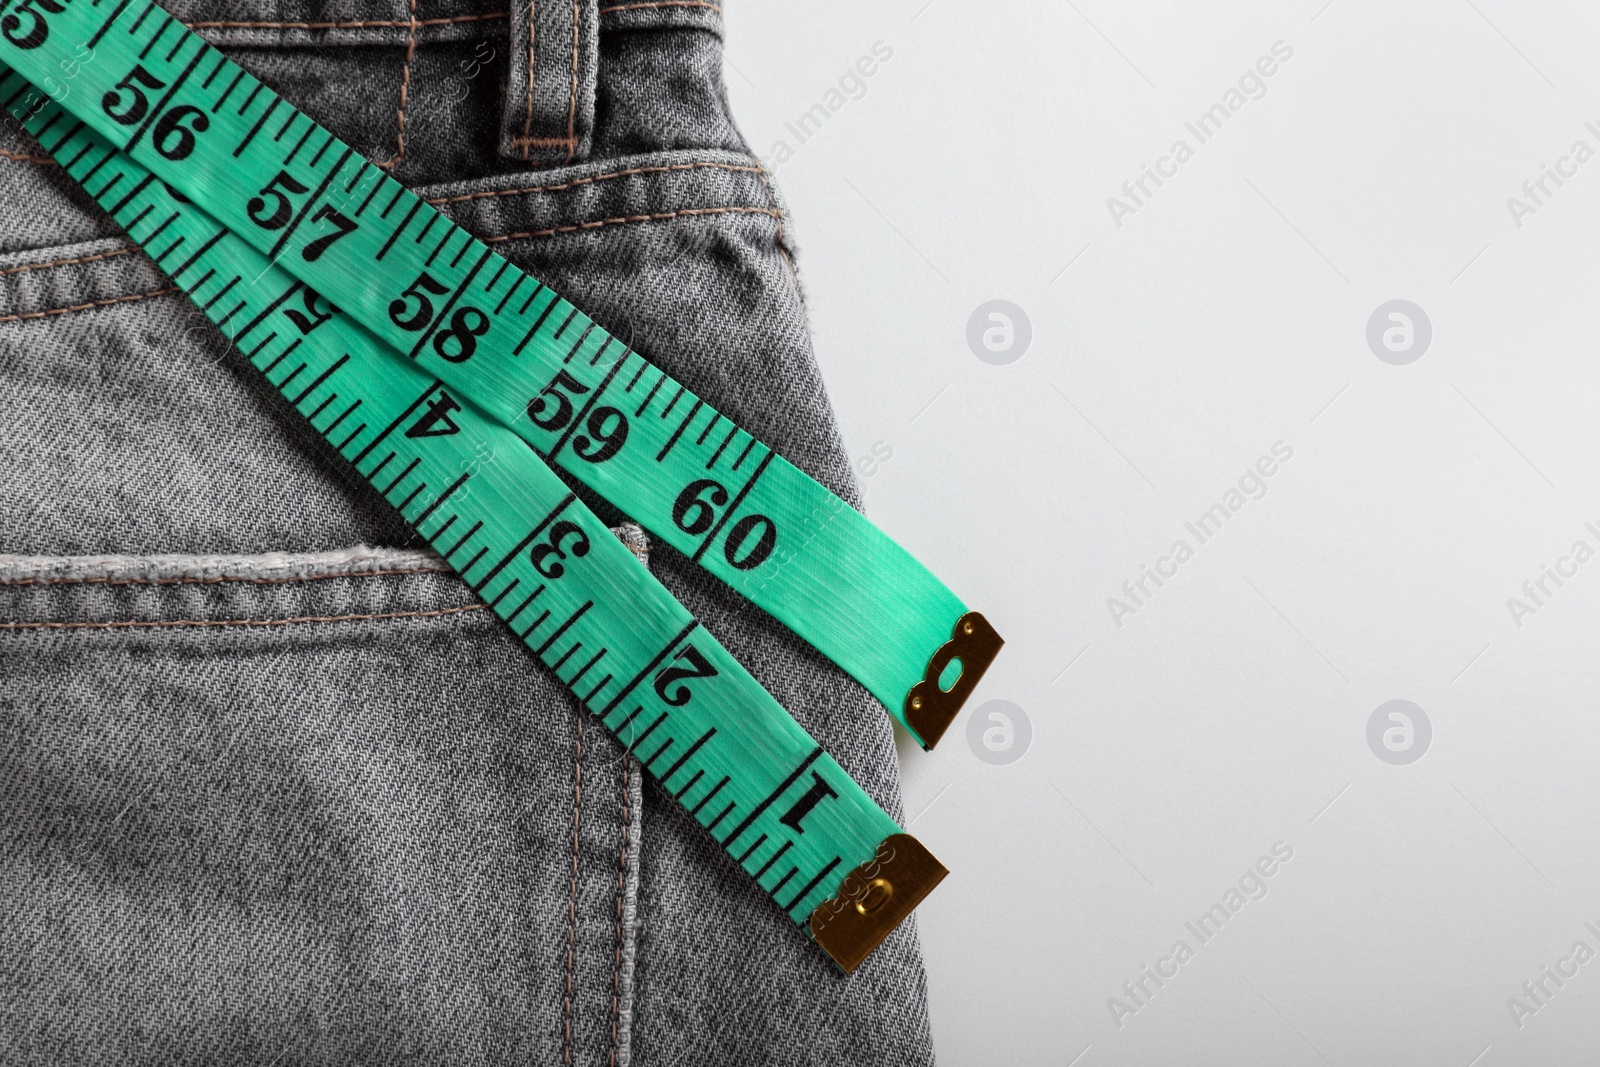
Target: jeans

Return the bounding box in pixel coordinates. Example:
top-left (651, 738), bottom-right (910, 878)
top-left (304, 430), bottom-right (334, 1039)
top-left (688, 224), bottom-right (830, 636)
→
top-left (0, 1), bottom-right (937, 1063)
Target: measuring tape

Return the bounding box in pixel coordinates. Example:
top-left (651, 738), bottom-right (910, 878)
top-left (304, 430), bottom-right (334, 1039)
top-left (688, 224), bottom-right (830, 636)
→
top-left (0, 1), bottom-right (999, 971)
top-left (0, 0), bottom-right (1000, 752)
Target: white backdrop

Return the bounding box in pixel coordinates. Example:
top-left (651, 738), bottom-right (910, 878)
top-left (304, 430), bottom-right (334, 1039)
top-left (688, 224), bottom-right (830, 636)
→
top-left (726, 2), bottom-right (1600, 1064)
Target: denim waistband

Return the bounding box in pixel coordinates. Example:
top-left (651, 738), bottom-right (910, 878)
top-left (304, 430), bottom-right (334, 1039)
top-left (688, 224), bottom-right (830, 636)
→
top-left (161, 0), bottom-right (721, 47)
top-left (104, 0), bottom-right (742, 186)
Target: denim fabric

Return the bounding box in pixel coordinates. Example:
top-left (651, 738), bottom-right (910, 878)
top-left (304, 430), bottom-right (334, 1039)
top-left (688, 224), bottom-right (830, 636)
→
top-left (498, 0), bottom-right (599, 163)
top-left (0, 2), bottom-right (937, 1064)
top-left (1, 541), bottom-right (647, 1064)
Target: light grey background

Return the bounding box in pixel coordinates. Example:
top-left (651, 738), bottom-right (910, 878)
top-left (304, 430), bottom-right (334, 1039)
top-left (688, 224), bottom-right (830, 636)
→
top-left (726, 2), bottom-right (1600, 1064)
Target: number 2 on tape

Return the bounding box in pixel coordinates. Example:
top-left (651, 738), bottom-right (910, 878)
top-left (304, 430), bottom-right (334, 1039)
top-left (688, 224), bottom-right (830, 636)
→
top-left (0, 0), bottom-right (1003, 969)
top-left (0, 0), bottom-right (1002, 751)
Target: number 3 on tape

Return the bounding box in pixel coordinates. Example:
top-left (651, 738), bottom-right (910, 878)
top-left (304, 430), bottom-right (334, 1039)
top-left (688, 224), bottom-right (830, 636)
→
top-left (0, 0), bottom-right (1001, 751)
top-left (0, 0), bottom-right (1003, 970)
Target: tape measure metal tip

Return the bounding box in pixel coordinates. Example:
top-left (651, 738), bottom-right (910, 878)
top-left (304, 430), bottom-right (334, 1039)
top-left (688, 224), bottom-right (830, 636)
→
top-left (809, 833), bottom-right (947, 974)
top-left (904, 612), bottom-right (1004, 751)
top-left (0, 3), bottom-right (996, 968)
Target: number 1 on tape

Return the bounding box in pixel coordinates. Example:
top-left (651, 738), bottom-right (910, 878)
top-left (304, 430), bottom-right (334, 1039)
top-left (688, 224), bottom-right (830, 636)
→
top-left (0, 0), bottom-right (1005, 970)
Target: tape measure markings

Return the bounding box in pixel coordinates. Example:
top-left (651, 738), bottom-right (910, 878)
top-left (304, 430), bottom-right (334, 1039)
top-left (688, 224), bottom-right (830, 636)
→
top-left (0, 0), bottom-right (1000, 750)
top-left (1, 93), bottom-right (943, 964)
top-left (0, 0), bottom-right (990, 960)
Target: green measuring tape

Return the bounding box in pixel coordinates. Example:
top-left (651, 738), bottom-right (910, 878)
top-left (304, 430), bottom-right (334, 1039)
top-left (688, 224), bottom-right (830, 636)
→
top-left (0, 0), bottom-right (1000, 972)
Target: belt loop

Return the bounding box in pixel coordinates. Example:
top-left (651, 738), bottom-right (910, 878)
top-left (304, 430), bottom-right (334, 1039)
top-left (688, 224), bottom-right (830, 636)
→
top-left (500, 0), bottom-right (600, 165)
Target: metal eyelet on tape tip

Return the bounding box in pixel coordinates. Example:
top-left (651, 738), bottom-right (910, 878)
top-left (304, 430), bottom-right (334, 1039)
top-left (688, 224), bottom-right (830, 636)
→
top-left (906, 612), bottom-right (1004, 750)
top-left (0, 4), bottom-right (1007, 971)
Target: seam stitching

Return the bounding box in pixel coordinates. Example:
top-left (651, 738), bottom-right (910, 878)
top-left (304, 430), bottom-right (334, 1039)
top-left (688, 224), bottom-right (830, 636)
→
top-left (505, 134), bottom-right (576, 148)
top-left (0, 566), bottom-right (450, 587)
top-left (0, 603), bottom-right (485, 631)
top-left (751, 163), bottom-right (800, 293)
top-left (520, 0), bottom-right (535, 161)
top-left (562, 707), bottom-right (586, 1066)
top-left (483, 205), bottom-right (780, 243)
top-left (0, 286), bottom-right (176, 324)
top-left (187, 12), bottom-right (507, 29)
top-left (424, 161), bottom-right (764, 205)
top-left (599, 1), bottom-right (720, 12)
top-left (0, 245), bottom-right (136, 276)
top-left (381, 0), bottom-right (422, 169)
top-left (0, 146), bottom-right (54, 165)
top-left (609, 753), bottom-right (632, 1066)
top-left (564, 0), bottom-right (579, 164)
top-left (0, 209), bottom-right (780, 311)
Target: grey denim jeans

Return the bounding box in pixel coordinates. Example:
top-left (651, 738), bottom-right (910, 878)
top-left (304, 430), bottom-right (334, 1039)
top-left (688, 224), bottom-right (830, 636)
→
top-left (0, 2), bottom-right (937, 1064)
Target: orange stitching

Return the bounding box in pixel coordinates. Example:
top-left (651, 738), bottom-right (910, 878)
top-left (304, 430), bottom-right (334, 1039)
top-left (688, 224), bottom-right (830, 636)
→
top-left (425, 161), bottom-right (764, 205)
top-left (516, 0), bottom-right (581, 163)
top-left (520, 0), bottom-right (536, 161)
top-left (483, 205), bottom-right (780, 243)
top-left (0, 146), bottom-right (54, 165)
top-left (0, 603), bottom-right (485, 632)
top-left (187, 12), bottom-right (508, 29)
top-left (504, 134), bottom-right (576, 148)
top-left (0, 286), bottom-right (176, 324)
top-left (751, 163), bottom-right (800, 292)
top-left (564, 0), bottom-right (579, 165)
top-left (380, 0), bottom-right (422, 169)
top-left (0, 565), bottom-right (451, 588)
top-left (599, 1), bottom-right (721, 12)
top-left (0, 245), bottom-right (136, 277)
top-left (609, 756), bottom-right (632, 1067)
top-left (562, 707), bottom-right (586, 1066)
